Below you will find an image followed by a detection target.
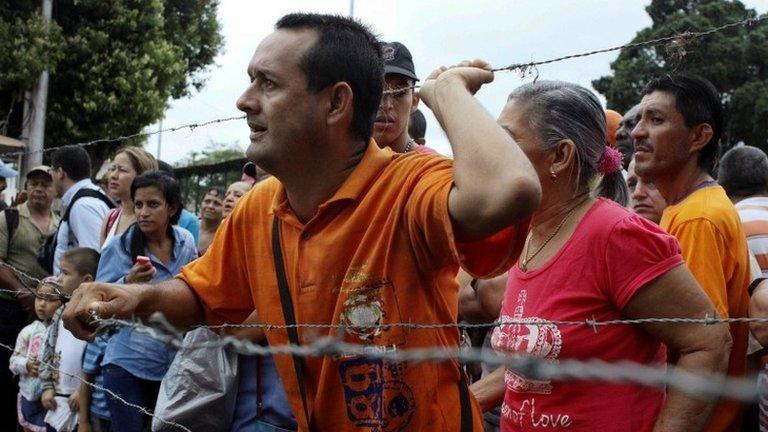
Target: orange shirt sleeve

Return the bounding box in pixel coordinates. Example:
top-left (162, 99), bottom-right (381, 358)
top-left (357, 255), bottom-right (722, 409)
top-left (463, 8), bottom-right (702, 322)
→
top-left (177, 203), bottom-right (254, 325)
top-left (404, 157), bottom-right (529, 279)
top-left (667, 218), bottom-right (730, 318)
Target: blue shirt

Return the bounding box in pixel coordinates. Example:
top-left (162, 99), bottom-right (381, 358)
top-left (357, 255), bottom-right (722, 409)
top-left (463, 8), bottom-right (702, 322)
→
top-left (99, 224), bottom-right (198, 381)
top-left (82, 334), bottom-right (111, 420)
top-left (177, 209), bottom-right (200, 247)
top-left (53, 179), bottom-right (111, 275)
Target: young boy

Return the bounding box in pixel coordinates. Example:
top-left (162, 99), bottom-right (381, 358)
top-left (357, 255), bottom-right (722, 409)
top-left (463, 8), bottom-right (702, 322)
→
top-left (10, 278), bottom-right (61, 432)
top-left (39, 248), bottom-right (99, 432)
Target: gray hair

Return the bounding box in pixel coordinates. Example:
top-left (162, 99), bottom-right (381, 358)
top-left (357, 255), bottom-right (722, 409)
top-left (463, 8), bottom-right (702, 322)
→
top-left (508, 81), bottom-right (629, 206)
top-left (718, 146), bottom-right (768, 199)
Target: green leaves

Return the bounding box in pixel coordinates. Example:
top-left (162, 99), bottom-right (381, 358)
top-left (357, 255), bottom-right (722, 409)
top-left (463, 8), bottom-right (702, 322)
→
top-left (0, 0), bottom-right (223, 168)
top-left (0, 15), bottom-right (63, 92)
top-left (593, 0), bottom-right (768, 150)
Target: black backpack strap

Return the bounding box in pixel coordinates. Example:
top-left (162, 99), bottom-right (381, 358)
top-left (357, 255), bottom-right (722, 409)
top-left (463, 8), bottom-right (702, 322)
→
top-left (4, 208), bottom-right (19, 244)
top-left (63, 188), bottom-right (115, 222)
top-left (458, 371), bottom-right (473, 432)
top-left (272, 217), bottom-right (312, 430)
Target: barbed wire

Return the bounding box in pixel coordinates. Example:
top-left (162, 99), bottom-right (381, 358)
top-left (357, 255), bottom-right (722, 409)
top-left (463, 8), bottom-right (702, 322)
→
top-left (384, 13), bottom-right (768, 94)
top-left (1, 245), bottom-right (767, 331)
top-left (193, 315), bottom-right (761, 332)
top-left (5, 115), bottom-right (246, 159)
top-left (95, 314), bottom-right (761, 402)
top-left (2, 11), bottom-right (761, 157)
top-left (0, 260), bottom-right (70, 301)
top-left (0, 340), bottom-right (192, 432)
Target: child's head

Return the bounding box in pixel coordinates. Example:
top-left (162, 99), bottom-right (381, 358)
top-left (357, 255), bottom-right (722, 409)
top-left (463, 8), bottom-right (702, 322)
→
top-left (58, 248), bottom-right (100, 294)
top-left (35, 277), bottom-right (62, 322)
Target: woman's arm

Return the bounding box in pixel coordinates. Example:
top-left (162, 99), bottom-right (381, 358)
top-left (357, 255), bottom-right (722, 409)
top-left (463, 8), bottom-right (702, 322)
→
top-left (622, 265), bottom-right (731, 432)
top-left (469, 366), bottom-right (506, 412)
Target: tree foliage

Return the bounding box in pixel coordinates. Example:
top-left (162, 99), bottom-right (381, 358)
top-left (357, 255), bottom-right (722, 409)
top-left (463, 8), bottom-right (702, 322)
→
top-left (593, 0), bottom-right (768, 150)
top-left (176, 141), bottom-right (246, 212)
top-left (176, 140), bottom-right (244, 167)
top-left (0, 0), bottom-right (223, 168)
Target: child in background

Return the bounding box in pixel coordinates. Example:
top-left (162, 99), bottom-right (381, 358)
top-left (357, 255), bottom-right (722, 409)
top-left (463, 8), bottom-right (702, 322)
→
top-left (10, 278), bottom-right (61, 432)
top-left (39, 248), bottom-right (100, 432)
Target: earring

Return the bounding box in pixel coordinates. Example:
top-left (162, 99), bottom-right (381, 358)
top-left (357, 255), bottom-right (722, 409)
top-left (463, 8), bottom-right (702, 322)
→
top-left (549, 170), bottom-right (558, 183)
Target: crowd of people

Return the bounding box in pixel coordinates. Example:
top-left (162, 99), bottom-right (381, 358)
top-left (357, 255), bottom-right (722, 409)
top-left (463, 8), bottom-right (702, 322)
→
top-left (0, 10), bottom-right (766, 432)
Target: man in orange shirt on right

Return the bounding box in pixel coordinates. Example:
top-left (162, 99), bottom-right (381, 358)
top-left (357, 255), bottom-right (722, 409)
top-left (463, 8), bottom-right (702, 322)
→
top-left (633, 74), bottom-right (750, 432)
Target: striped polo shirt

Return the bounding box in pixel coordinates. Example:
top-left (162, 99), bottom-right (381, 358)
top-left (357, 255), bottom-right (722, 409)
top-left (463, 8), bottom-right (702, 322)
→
top-left (736, 196), bottom-right (768, 277)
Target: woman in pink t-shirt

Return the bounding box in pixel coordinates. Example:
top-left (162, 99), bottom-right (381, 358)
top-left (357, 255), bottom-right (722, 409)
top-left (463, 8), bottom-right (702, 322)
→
top-left (470, 81), bottom-right (731, 431)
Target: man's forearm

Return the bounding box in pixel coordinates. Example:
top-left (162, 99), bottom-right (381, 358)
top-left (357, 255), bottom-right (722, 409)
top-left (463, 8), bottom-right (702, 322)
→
top-left (135, 278), bottom-right (206, 329)
top-left (433, 82), bottom-right (540, 239)
top-left (653, 348), bottom-right (729, 431)
top-left (0, 264), bottom-right (26, 292)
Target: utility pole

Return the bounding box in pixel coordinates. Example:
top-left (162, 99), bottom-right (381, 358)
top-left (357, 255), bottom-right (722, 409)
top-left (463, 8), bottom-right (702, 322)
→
top-left (23, 0), bottom-right (53, 173)
top-left (156, 119), bottom-right (163, 160)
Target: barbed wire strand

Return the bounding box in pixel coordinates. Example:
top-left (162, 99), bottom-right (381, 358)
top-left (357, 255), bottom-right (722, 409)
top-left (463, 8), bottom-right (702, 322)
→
top-left (96, 314), bottom-right (760, 402)
top-left (0, 260), bottom-right (70, 301)
top-left (0, 340), bottom-right (192, 432)
top-left (1, 250), bottom-right (767, 330)
top-left (5, 115), bottom-right (246, 159)
top-left (384, 13), bottom-right (768, 94)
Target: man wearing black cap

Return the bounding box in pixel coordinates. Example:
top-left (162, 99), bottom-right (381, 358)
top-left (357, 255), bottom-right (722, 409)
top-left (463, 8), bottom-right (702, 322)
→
top-left (375, 42), bottom-right (432, 154)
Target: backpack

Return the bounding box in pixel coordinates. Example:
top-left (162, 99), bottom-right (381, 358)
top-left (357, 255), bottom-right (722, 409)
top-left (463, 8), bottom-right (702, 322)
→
top-left (37, 188), bottom-right (115, 273)
top-left (3, 208), bottom-right (19, 253)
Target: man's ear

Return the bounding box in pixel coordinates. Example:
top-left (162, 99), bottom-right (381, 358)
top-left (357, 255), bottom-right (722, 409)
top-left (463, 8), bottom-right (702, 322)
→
top-left (82, 274), bottom-right (94, 283)
top-left (688, 123), bottom-right (714, 155)
top-left (327, 82), bottom-right (354, 128)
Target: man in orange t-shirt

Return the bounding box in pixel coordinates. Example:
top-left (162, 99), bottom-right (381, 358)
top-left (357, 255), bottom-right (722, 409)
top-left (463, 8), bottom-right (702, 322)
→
top-left (634, 74), bottom-right (750, 432)
top-left (62, 13), bottom-right (541, 432)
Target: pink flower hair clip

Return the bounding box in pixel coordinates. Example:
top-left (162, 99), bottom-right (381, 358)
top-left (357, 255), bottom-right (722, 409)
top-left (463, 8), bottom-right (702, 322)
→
top-left (597, 147), bottom-right (623, 174)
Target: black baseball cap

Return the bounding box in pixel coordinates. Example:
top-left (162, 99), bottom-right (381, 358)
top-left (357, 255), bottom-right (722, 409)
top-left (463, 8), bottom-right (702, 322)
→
top-left (381, 42), bottom-right (419, 81)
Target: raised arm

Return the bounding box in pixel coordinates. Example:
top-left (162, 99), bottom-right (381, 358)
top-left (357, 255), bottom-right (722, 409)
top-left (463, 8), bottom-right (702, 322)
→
top-left (419, 60), bottom-right (541, 241)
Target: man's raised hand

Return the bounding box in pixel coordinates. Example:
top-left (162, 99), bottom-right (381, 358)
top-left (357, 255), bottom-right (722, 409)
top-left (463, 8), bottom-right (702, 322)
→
top-left (418, 59), bottom-right (494, 109)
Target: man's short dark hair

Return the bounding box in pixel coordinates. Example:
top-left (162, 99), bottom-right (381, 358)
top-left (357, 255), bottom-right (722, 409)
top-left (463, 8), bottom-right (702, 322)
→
top-left (61, 247), bottom-right (100, 278)
top-left (51, 146), bottom-right (92, 181)
top-left (276, 13), bottom-right (384, 142)
top-left (718, 145), bottom-right (768, 199)
top-left (408, 109), bottom-right (426, 140)
top-left (644, 74), bottom-right (723, 172)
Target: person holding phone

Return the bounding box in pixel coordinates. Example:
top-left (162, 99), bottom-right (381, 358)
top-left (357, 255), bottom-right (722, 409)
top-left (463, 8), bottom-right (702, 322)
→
top-left (92, 171), bottom-right (197, 432)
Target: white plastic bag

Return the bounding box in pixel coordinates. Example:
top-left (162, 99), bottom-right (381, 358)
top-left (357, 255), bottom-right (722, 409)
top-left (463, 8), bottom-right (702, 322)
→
top-left (152, 328), bottom-right (239, 431)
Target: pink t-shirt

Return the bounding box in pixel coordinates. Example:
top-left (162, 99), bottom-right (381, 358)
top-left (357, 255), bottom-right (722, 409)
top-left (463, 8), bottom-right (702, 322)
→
top-left (492, 198), bottom-right (683, 431)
